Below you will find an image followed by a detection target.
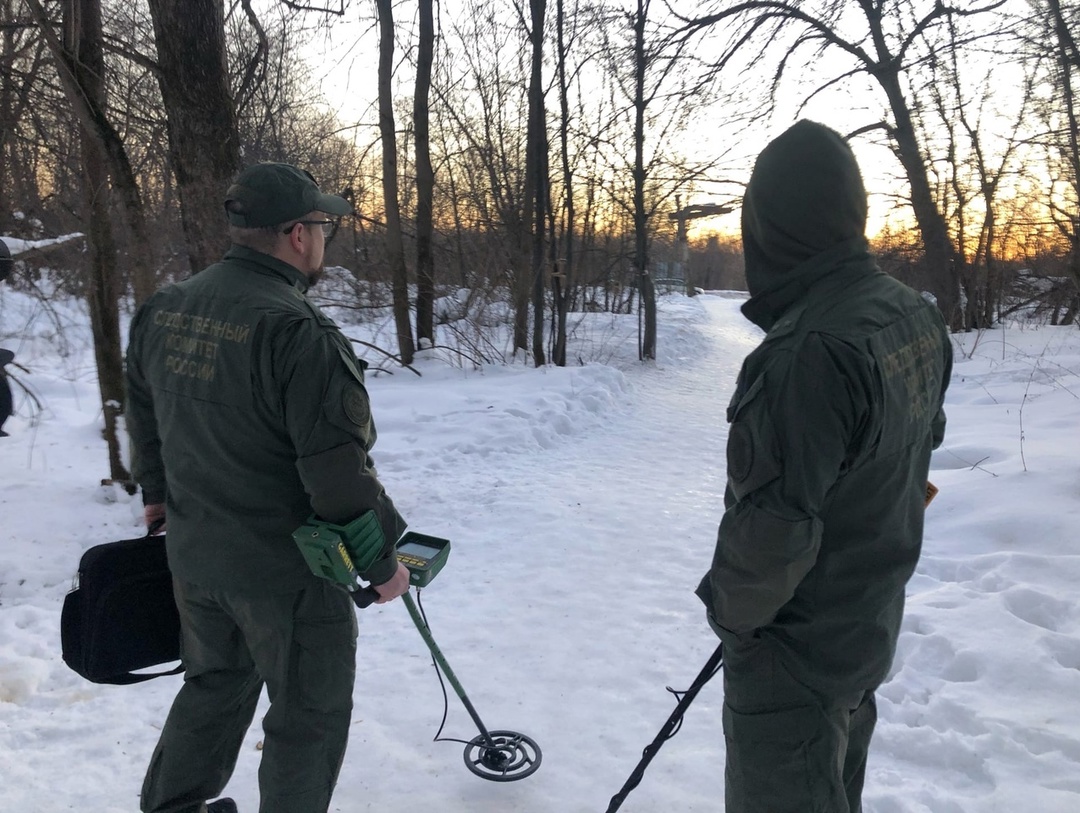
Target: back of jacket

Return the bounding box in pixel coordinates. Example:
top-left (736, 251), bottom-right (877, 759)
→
top-left (697, 120), bottom-right (952, 696)
top-left (126, 246), bottom-right (405, 594)
top-left (702, 254), bottom-right (951, 695)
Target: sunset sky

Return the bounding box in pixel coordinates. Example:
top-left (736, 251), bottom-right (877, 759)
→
top-left (291, 0), bottom-right (1035, 244)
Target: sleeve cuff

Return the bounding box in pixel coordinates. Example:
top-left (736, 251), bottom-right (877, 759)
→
top-left (141, 488), bottom-right (166, 506)
top-left (361, 549), bottom-right (399, 586)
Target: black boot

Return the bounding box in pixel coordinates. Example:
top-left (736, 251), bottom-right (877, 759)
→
top-left (207, 800), bottom-right (237, 813)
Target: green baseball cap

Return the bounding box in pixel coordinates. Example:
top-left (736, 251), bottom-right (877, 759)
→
top-left (224, 162), bottom-right (352, 228)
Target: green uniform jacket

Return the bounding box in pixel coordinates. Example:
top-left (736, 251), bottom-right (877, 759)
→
top-left (126, 245), bottom-right (406, 594)
top-left (697, 121), bottom-right (952, 698)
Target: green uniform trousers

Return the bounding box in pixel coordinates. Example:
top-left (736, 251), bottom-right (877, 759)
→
top-left (140, 577), bottom-right (358, 813)
top-left (722, 635), bottom-right (877, 813)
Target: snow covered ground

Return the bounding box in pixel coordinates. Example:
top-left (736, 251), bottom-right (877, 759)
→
top-left (1, 273), bottom-right (1078, 812)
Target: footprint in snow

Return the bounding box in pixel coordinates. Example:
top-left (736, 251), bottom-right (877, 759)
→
top-left (1001, 586), bottom-right (1075, 633)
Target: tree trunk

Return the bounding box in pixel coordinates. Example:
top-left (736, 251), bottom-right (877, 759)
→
top-left (514, 166), bottom-right (531, 356)
top-left (376, 0), bottom-right (414, 365)
top-left (0, 0), bottom-right (14, 227)
top-left (875, 66), bottom-right (960, 326)
top-left (1049, 0), bottom-right (1080, 323)
top-left (527, 0), bottom-right (547, 367)
top-left (633, 0), bottom-right (656, 360)
top-left (414, 0), bottom-right (436, 349)
top-left (146, 0), bottom-right (241, 275)
top-left (552, 0), bottom-right (571, 367)
top-left (67, 0), bottom-right (130, 485)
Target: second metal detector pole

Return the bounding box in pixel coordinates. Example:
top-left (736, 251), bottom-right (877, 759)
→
top-left (605, 642), bottom-right (724, 813)
top-left (402, 591), bottom-right (498, 749)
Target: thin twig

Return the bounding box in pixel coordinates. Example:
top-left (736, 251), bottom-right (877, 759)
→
top-left (943, 449), bottom-right (999, 477)
top-left (344, 336), bottom-right (423, 377)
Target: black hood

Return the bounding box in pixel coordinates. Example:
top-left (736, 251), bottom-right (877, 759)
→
top-left (741, 120), bottom-right (868, 301)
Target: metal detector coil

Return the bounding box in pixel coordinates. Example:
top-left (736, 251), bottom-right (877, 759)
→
top-left (401, 590), bottom-right (542, 782)
top-left (347, 531), bottom-right (542, 782)
top-left (464, 730), bottom-right (543, 782)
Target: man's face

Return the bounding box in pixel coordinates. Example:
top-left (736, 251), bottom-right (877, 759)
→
top-left (278, 212), bottom-right (328, 285)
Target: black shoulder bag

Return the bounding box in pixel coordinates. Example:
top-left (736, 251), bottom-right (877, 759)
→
top-left (60, 523), bottom-right (184, 684)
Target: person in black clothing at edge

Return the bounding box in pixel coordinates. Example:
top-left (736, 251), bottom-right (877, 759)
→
top-left (125, 163), bottom-right (411, 813)
top-left (1, 238), bottom-right (16, 436)
top-left (696, 121), bottom-right (952, 813)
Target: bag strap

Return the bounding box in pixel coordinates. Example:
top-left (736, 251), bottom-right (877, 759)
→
top-left (100, 663), bottom-right (185, 685)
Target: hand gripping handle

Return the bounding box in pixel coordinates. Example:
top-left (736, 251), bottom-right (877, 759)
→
top-left (351, 587), bottom-right (381, 608)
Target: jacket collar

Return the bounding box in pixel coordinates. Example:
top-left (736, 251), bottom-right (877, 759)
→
top-left (741, 237), bottom-right (872, 332)
top-left (224, 244), bottom-right (311, 293)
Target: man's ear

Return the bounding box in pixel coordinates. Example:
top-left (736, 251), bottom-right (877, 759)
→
top-left (285, 223), bottom-right (308, 256)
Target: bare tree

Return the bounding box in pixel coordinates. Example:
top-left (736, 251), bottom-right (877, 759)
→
top-left (631, 0), bottom-right (657, 359)
top-left (599, 0), bottom-right (712, 358)
top-left (60, 0), bottom-right (130, 484)
top-left (1040, 0), bottom-right (1080, 322)
top-left (676, 0), bottom-right (1011, 328)
top-left (26, 0), bottom-right (157, 304)
top-left (145, 0), bottom-right (241, 274)
top-left (1, 1), bottom-right (49, 231)
top-left (375, 0), bottom-right (415, 365)
top-left (925, 14), bottom-right (1031, 328)
top-left (414, 0), bottom-right (436, 349)
top-left (436, 3), bottom-right (530, 338)
top-left (551, 0), bottom-right (575, 366)
top-left (526, 0), bottom-right (549, 366)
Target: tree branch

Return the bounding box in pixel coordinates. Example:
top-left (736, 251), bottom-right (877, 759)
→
top-left (673, 2), bottom-right (876, 70)
top-left (101, 35), bottom-right (160, 76)
top-left (236, 0), bottom-right (269, 112)
top-left (277, 0), bottom-right (345, 15)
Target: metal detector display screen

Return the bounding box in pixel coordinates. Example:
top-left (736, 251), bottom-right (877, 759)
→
top-left (396, 535), bottom-right (450, 586)
top-left (398, 541), bottom-right (442, 561)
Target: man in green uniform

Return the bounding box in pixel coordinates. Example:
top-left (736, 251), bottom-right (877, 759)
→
top-left (696, 121), bottom-right (952, 812)
top-left (126, 163), bottom-right (411, 813)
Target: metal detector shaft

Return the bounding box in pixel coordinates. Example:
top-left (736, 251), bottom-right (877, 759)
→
top-left (401, 591), bottom-right (499, 749)
top-left (605, 642), bottom-right (724, 813)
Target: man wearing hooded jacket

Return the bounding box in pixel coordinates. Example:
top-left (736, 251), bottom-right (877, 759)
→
top-left (696, 121), bottom-right (952, 812)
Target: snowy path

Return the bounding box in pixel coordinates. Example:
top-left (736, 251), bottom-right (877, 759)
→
top-left (339, 295), bottom-right (762, 813)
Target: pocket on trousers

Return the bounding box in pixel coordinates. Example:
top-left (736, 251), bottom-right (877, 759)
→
top-left (723, 704), bottom-right (827, 813)
top-left (293, 588), bottom-right (358, 714)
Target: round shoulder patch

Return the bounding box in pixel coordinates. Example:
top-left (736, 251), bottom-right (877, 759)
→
top-left (726, 422), bottom-right (755, 484)
top-left (343, 383), bottom-right (371, 427)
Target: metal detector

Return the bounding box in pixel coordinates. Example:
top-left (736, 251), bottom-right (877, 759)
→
top-left (604, 642), bottom-right (724, 812)
top-left (353, 532), bottom-right (542, 782)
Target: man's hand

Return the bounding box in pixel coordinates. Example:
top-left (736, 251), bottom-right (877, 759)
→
top-left (373, 562), bottom-right (410, 604)
top-left (144, 503), bottom-right (167, 534)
